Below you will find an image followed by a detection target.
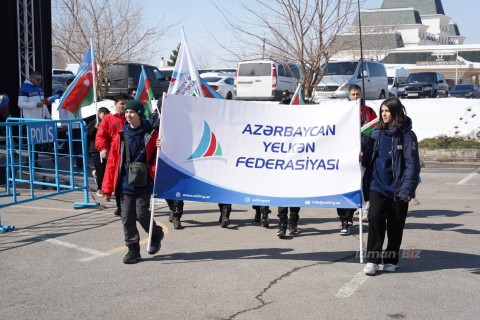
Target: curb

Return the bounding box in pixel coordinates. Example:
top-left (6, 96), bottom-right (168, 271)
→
top-left (419, 149), bottom-right (480, 162)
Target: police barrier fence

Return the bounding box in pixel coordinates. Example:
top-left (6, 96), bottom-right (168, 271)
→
top-left (0, 118), bottom-right (99, 213)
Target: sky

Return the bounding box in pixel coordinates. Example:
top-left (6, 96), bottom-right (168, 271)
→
top-left (144, 0), bottom-right (479, 68)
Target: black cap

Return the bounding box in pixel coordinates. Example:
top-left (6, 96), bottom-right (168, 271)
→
top-left (125, 100), bottom-right (144, 117)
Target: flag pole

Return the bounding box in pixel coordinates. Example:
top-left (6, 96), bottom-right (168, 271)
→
top-left (90, 39), bottom-right (99, 123)
top-left (147, 93), bottom-right (166, 253)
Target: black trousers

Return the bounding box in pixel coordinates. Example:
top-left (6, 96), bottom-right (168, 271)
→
top-left (166, 199), bottom-right (184, 218)
top-left (120, 193), bottom-right (163, 246)
top-left (366, 191), bottom-right (409, 265)
top-left (252, 205), bottom-right (270, 214)
top-left (92, 153), bottom-right (107, 190)
top-left (277, 207), bottom-right (300, 223)
top-left (336, 208), bottom-right (355, 222)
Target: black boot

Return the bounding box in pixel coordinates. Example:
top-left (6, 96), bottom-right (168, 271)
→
top-left (261, 208), bottom-right (270, 228)
top-left (147, 227), bottom-right (164, 255)
top-left (220, 204), bottom-right (231, 228)
top-left (123, 243), bottom-right (141, 264)
top-left (172, 203), bottom-right (183, 230)
top-left (277, 221), bottom-right (287, 238)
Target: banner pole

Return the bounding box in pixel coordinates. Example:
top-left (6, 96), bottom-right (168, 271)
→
top-left (359, 208), bottom-right (364, 263)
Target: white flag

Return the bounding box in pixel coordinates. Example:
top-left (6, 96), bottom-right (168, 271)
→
top-left (167, 27), bottom-right (203, 97)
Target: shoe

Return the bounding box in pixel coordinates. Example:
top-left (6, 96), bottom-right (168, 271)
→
top-left (147, 228), bottom-right (164, 255)
top-left (114, 209), bottom-right (121, 216)
top-left (288, 222), bottom-right (299, 235)
top-left (364, 263), bottom-right (379, 275)
top-left (276, 225), bottom-right (287, 237)
top-left (168, 212), bottom-right (173, 223)
top-left (123, 243), bottom-right (141, 264)
top-left (172, 218), bottom-right (182, 230)
top-left (221, 216), bottom-right (230, 228)
top-left (383, 264), bottom-right (397, 272)
top-left (340, 221), bottom-right (352, 236)
top-left (96, 190), bottom-right (103, 197)
top-left (261, 213), bottom-right (269, 228)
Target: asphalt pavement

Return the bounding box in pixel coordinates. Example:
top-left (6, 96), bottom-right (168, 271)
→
top-left (0, 161), bottom-right (479, 320)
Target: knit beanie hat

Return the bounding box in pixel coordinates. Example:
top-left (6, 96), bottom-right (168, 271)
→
top-left (125, 100), bottom-right (144, 117)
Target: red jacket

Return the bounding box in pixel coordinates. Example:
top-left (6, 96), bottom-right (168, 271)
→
top-left (102, 126), bottom-right (158, 197)
top-left (95, 113), bottom-right (126, 152)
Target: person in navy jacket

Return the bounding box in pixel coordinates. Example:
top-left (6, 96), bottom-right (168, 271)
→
top-left (362, 97), bottom-right (421, 275)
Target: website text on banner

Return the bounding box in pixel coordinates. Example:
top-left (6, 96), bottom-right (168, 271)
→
top-left (154, 94), bottom-right (362, 208)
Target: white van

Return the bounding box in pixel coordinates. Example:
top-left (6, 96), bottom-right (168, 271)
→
top-left (234, 60), bottom-right (302, 101)
top-left (386, 67), bottom-right (409, 97)
top-left (313, 60), bottom-right (388, 101)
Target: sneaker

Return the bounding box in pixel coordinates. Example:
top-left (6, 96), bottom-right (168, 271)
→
top-left (172, 218), bottom-right (182, 230)
top-left (383, 264), bottom-right (397, 272)
top-left (340, 221), bottom-right (352, 236)
top-left (147, 229), bottom-right (164, 255)
top-left (276, 226), bottom-right (287, 237)
top-left (123, 244), bottom-right (141, 264)
top-left (364, 263), bottom-right (379, 275)
top-left (96, 190), bottom-right (103, 197)
top-left (288, 222), bottom-right (299, 235)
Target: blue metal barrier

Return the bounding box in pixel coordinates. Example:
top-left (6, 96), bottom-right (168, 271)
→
top-left (0, 118), bottom-right (99, 211)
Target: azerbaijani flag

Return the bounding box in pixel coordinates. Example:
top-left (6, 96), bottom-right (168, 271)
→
top-left (361, 117), bottom-right (379, 136)
top-left (58, 43), bottom-right (96, 117)
top-left (290, 84), bottom-right (304, 105)
top-left (134, 65), bottom-right (154, 119)
top-left (168, 27), bottom-right (202, 97)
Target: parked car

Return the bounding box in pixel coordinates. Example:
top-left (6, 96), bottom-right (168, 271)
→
top-left (52, 69), bottom-right (74, 76)
top-left (198, 68), bottom-right (236, 75)
top-left (313, 59), bottom-right (388, 101)
top-left (200, 72), bottom-right (235, 99)
top-left (397, 72), bottom-right (448, 98)
top-left (101, 63), bottom-right (171, 99)
top-left (52, 74), bottom-right (75, 96)
top-left (448, 84), bottom-right (480, 98)
top-left (386, 67), bottom-right (409, 97)
top-left (234, 60), bottom-right (302, 101)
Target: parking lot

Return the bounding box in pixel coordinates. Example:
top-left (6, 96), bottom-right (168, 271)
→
top-left (0, 161), bottom-right (479, 319)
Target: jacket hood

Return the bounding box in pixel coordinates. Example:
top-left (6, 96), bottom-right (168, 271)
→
top-left (371, 116), bottom-right (413, 139)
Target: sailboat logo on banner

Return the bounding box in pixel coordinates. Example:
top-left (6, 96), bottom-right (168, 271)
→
top-left (188, 121), bottom-right (223, 160)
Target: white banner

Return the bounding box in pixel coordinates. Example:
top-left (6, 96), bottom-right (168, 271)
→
top-left (154, 94), bottom-right (362, 208)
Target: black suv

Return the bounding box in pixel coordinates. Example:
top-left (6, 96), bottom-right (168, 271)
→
top-left (397, 72), bottom-right (448, 98)
top-left (101, 63), bottom-right (171, 99)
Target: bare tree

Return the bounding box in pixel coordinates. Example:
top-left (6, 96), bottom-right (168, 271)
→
top-left (52, 0), bottom-right (174, 97)
top-left (216, 0), bottom-right (356, 100)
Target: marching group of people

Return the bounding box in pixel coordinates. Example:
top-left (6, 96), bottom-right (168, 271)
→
top-left (18, 71), bottom-right (421, 275)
